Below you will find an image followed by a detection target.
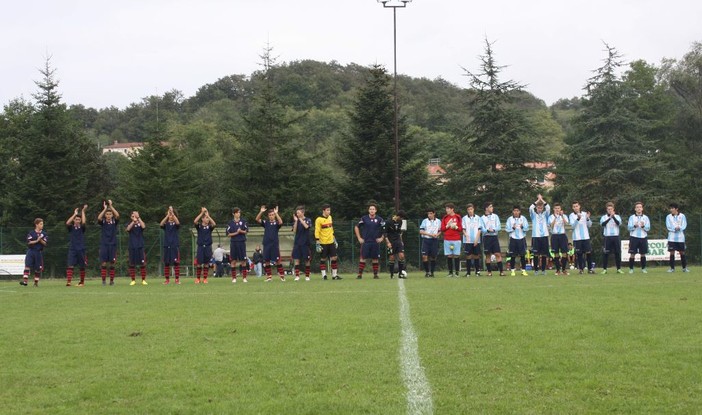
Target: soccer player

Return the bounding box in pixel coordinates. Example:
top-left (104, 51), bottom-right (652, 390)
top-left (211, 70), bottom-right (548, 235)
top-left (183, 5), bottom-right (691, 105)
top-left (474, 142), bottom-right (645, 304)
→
top-left (569, 201), bottom-right (594, 274)
top-left (419, 208), bottom-right (441, 278)
top-left (462, 203), bottom-right (482, 277)
top-left (481, 202), bottom-right (504, 276)
top-left (599, 202), bottom-right (623, 274)
top-left (226, 207), bottom-right (249, 283)
top-left (440, 202), bottom-right (463, 277)
top-left (529, 195), bottom-right (551, 275)
top-left (194, 207), bottom-right (216, 284)
top-left (21, 218), bottom-right (47, 287)
top-left (256, 205), bottom-right (286, 282)
top-left (97, 200), bottom-right (120, 285)
top-left (354, 202), bottom-right (385, 279)
top-left (627, 201), bottom-right (651, 274)
top-left (666, 203), bottom-right (689, 272)
top-left (160, 206), bottom-right (181, 284)
top-left (292, 206), bottom-right (313, 281)
top-left (65, 205), bottom-right (88, 286)
top-left (385, 210), bottom-right (407, 279)
top-left (549, 203), bottom-right (570, 275)
top-left (315, 204), bottom-right (341, 280)
top-left (126, 210), bottom-right (147, 285)
top-left (506, 205), bottom-right (530, 276)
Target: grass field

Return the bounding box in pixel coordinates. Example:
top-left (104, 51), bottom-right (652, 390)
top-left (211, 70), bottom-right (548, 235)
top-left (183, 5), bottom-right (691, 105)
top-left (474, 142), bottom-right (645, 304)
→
top-left (1, 268), bottom-right (701, 414)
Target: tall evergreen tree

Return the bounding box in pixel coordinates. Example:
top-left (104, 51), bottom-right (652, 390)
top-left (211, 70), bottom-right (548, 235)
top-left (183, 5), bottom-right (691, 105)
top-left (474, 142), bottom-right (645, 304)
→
top-left (0, 58), bottom-right (106, 226)
top-left (556, 44), bottom-right (660, 212)
top-left (446, 39), bottom-right (540, 209)
top-left (337, 65), bottom-right (436, 219)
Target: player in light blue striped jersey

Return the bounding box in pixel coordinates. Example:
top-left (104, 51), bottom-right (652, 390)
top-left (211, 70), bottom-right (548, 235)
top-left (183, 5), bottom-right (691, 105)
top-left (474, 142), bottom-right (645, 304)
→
top-left (419, 208), bottom-right (441, 277)
top-left (462, 203), bottom-right (482, 276)
top-left (666, 203), bottom-right (689, 272)
top-left (506, 206), bottom-right (529, 276)
top-left (481, 202), bottom-right (504, 276)
top-left (569, 201), bottom-right (593, 274)
top-left (529, 194), bottom-right (550, 275)
top-left (549, 202), bottom-right (570, 275)
top-left (627, 201), bottom-right (650, 273)
top-left (599, 202), bottom-right (623, 274)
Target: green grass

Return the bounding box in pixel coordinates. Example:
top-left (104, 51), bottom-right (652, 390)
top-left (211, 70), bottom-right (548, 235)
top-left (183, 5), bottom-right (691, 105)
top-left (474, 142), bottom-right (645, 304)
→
top-left (1, 269), bottom-right (701, 414)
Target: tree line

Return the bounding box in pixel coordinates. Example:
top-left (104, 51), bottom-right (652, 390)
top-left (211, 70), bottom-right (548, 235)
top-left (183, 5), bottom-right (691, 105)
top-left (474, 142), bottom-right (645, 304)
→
top-left (1, 40), bottom-right (700, 232)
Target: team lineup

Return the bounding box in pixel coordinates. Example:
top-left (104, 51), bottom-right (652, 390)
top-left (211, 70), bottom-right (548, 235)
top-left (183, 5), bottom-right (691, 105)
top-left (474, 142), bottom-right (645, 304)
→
top-left (18, 196), bottom-right (690, 287)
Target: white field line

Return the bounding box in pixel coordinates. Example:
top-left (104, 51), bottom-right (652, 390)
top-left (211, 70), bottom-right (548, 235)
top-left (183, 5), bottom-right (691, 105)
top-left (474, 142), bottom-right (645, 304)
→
top-left (398, 279), bottom-right (434, 415)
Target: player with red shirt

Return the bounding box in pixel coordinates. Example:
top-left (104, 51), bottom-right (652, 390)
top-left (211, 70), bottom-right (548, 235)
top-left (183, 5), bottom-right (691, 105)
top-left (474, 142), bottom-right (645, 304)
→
top-left (441, 202), bottom-right (463, 277)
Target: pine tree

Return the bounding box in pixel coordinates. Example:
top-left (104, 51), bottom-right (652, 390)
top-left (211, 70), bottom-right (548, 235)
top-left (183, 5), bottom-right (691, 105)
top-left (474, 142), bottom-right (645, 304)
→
top-left (446, 39), bottom-right (540, 209)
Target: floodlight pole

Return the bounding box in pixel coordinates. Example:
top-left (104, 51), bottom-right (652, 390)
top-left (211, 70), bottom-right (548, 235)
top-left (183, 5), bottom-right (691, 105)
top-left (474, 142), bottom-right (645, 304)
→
top-left (378, 0), bottom-right (412, 213)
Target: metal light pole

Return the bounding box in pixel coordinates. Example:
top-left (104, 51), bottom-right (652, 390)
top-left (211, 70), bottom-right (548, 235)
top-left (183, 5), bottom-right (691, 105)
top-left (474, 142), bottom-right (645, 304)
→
top-left (377, 0), bottom-right (412, 213)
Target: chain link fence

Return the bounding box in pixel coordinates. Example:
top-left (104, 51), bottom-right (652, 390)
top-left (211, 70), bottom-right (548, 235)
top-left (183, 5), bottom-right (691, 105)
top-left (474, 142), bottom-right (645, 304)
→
top-left (1, 213), bottom-right (700, 278)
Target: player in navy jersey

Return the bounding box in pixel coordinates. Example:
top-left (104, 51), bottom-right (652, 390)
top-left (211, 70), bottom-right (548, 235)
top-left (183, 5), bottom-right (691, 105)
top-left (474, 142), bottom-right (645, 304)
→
top-left (292, 206), bottom-right (313, 281)
top-left (126, 211), bottom-right (148, 285)
top-left (354, 202), bottom-right (385, 279)
top-left (194, 207), bottom-right (217, 284)
top-left (385, 210), bottom-right (407, 279)
top-left (21, 218), bottom-right (47, 287)
top-left (160, 206), bottom-right (181, 284)
top-left (226, 207), bottom-right (249, 283)
top-left (97, 200), bottom-right (120, 285)
top-left (65, 205), bottom-right (88, 286)
top-left (419, 208), bottom-right (441, 277)
top-left (256, 205), bottom-right (286, 281)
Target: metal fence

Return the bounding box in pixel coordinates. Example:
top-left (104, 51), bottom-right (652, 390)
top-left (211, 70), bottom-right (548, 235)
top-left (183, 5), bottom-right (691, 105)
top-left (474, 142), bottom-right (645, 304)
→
top-left (1, 213), bottom-right (700, 278)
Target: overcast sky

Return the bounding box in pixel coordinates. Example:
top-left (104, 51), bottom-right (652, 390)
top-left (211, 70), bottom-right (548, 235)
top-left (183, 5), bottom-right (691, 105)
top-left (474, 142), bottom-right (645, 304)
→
top-left (2, 0), bottom-right (700, 109)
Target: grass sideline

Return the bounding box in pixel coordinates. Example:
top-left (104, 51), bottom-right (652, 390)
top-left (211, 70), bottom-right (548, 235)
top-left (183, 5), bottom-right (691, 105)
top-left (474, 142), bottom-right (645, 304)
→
top-left (1, 268), bottom-right (700, 414)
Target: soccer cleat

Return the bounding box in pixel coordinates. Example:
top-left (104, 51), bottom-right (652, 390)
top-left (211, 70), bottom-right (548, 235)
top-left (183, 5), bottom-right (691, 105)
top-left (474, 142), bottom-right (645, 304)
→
top-left (109, 280), bottom-right (114, 286)
top-left (163, 280), bottom-right (170, 285)
top-left (521, 270), bottom-right (529, 277)
top-left (141, 280), bottom-right (148, 285)
top-left (265, 277), bottom-right (272, 282)
top-left (332, 275), bottom-right (342, 280)
top-left (641, 269), bottom-right (648, 274)
top-left (102, 280), bottom-right (106, 286)
top-left (390, 274), bottom-right (395, 279)
top-left (629, 269), bottom-right (634, 274)
top-left (175, 279), bottom-right (181, 285)
top-left (510, 270), bottom-right (516, 277)
top-left (588, 269), bottom-right (595, 274)
top-left (579, 270), bottom-right (584, 275)
top-left (33, 281), bottom-right (38, 287)
top-left (203, 278), bottom-right (208, 284)
top-left (666, 268), bottom-right (675, 273)
top-left (232, 278), bottom-right (237, 283)
top-left (305, 277), bottom-right (310, 281)
top-left (464, 273), bottom-right (470, 278)
top-left (280, 276), bottom-right (286, 282)
top-left (66, 282), bottom-right (72, 287)
top-left (373, 275), bottom-right (379, 279)
top-left (323, 275), bottom-right (328, 280)
top-left (243, 278), bottom-right (248, 283)
top-left (195, 278), bottom-right (201, 284)
top-left (19, 280), bottom-right (28, 286)
top-left (562, 271), bottom-right (569, 276)
top-left (77, 282), bottom-right (84, 287)
top-left (616, 269), bottom-right (624, 274)
top-left (294, 276), bottom-right (300, 281)
top-left (356, 275), bottom-right (362, 279)
top-left (476, 271), bottom-right (481, 277)
top-left (499, 272), bottom-right (506, 277)
top-left (601, 269), bottom-right (608, 274)
top-left (130, 280), bottom-right (137, 286)
top-left (683, 268), bottom-right (691, 273)
top-left (486, 272), bottom-right (493, 277)
top-left (429, 273), bottom-right (435, 278)
top-left (540, 271), bottom-right (546, 276)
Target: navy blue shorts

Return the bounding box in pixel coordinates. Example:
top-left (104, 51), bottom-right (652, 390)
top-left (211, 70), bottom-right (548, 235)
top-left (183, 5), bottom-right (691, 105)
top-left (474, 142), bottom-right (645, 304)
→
top-left (531, 236), bottom-right (550, 256)
top-left (163, 246), bottom-right (180, 265)
top-left (602, 236), bottom-right (621, 255)
top-left (128, 248), bottom-right (145, 266)
top-left (361, 242), bottom-right (380, 260)
top-left (263, 244), bottom-right (280, 262)
top-left (508, 238), bottom-right (527, 256)
top-left (421, 238), bottom-right (439, 258)
top-left (551, 234), bottom-right (569, 255)
top-left (230, 241), bottom-right (247, 261)
top-left (389, 240), bottom-right (404, 255)
top-left (668, 241), bottom-right (686, 252)
top-left (628, 237), bottom-right (648, 255)
top-left (197, 245), bottom-right (213, 265)
top-left (483, 235), bottom-right (501, 255)
top-left (67, 249), bottom-right (87, 267)
top-left (25, 250), bottom-right (44, 271)
top-left (99, 244), bottom-right (117, 263)
top-left (574, 239), bottom-right (592, 254)
top-left (464, 242), bottom-right (481, 256)
top-left (292, 244), bottom-right (311, 261)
